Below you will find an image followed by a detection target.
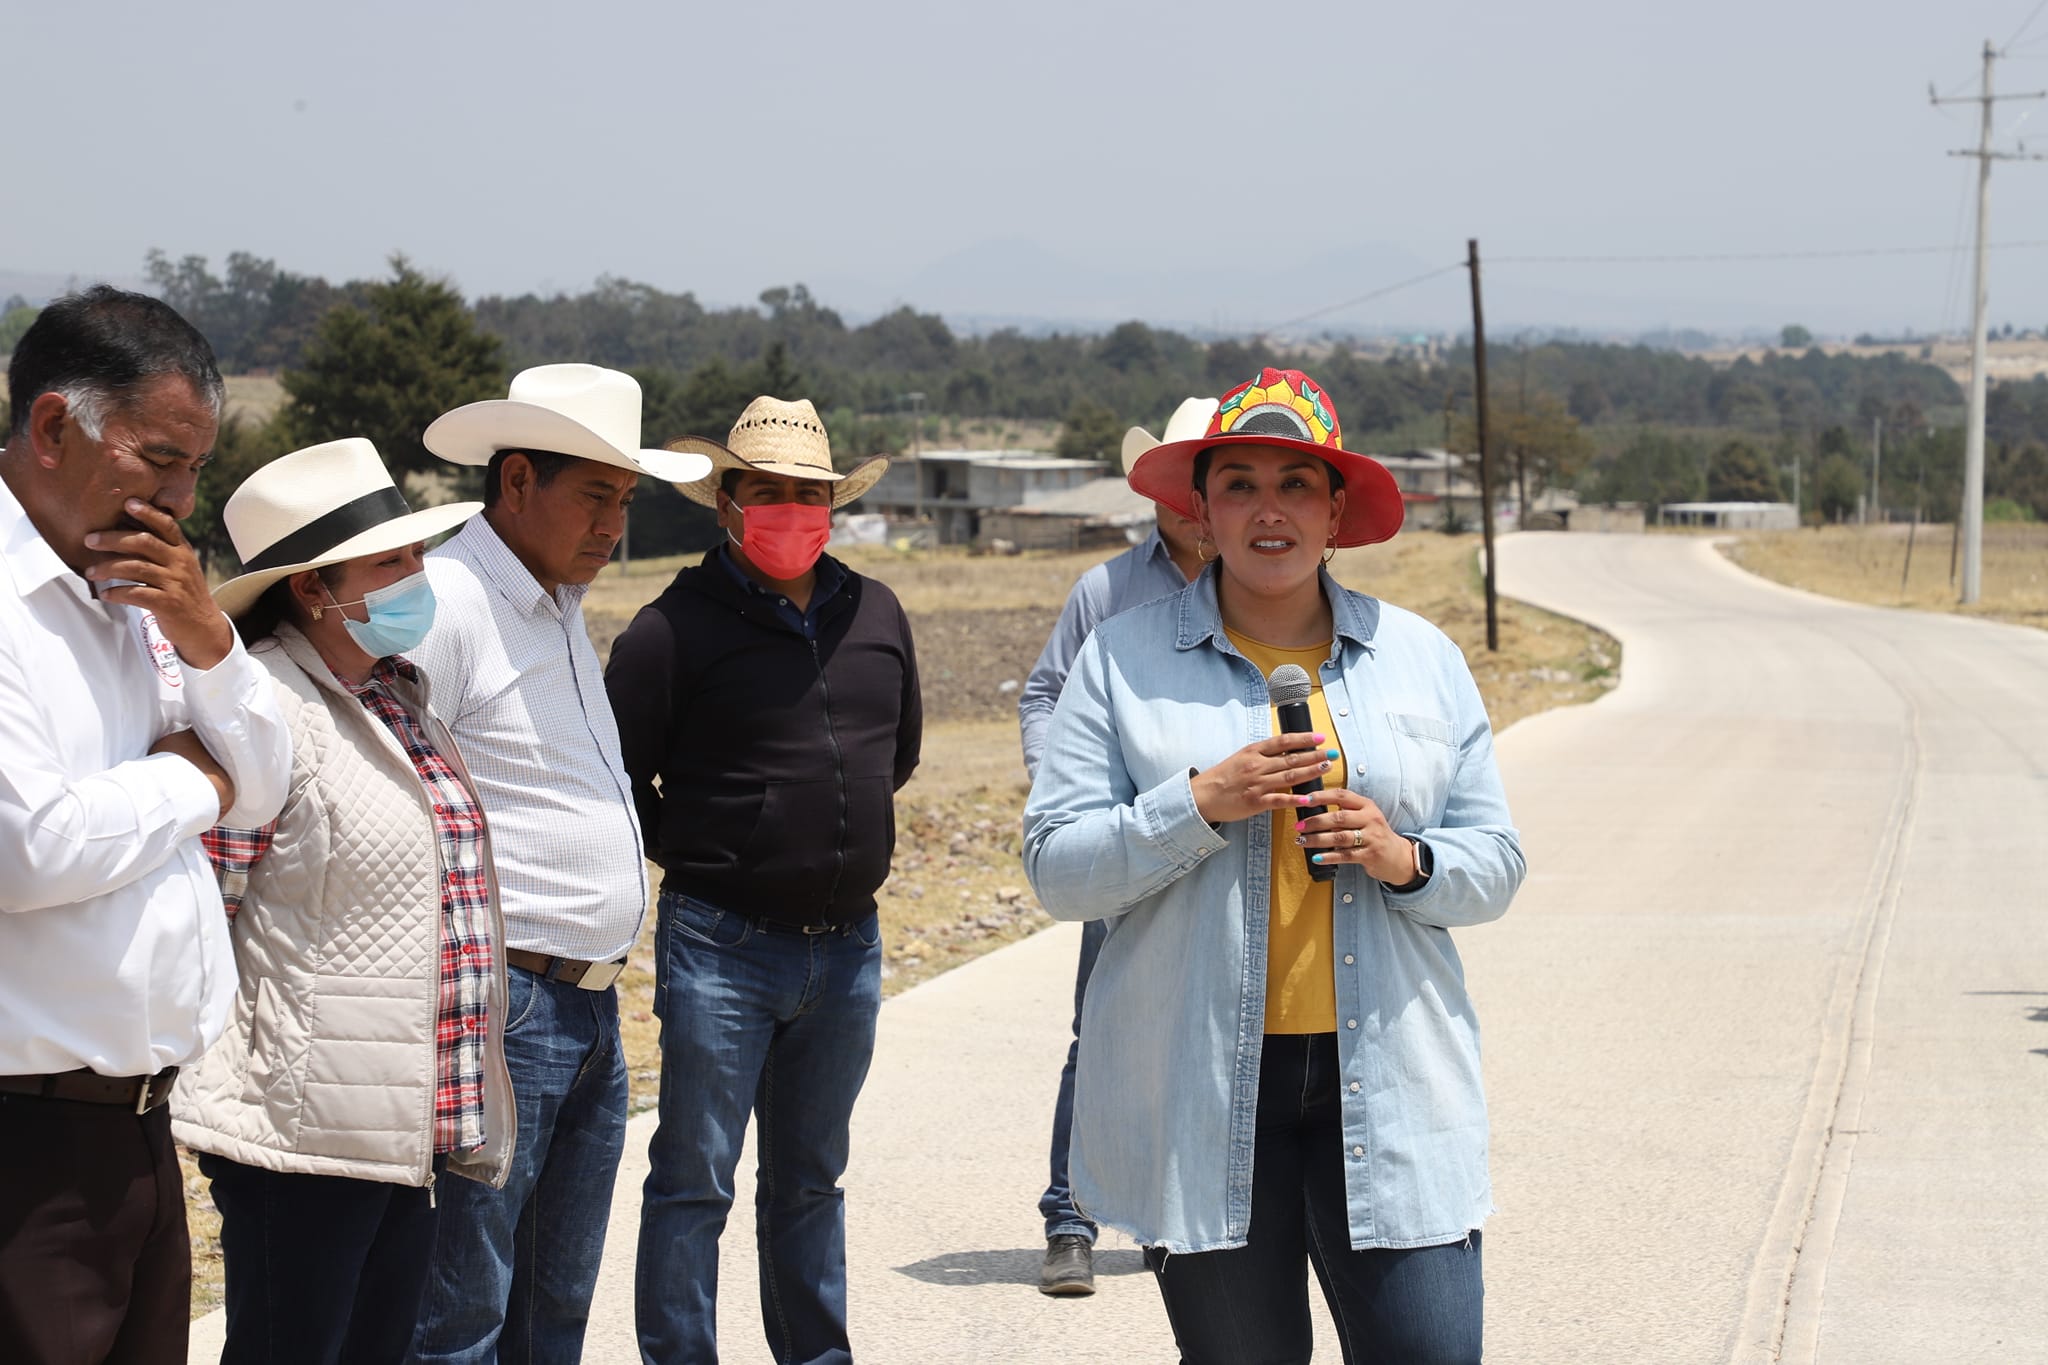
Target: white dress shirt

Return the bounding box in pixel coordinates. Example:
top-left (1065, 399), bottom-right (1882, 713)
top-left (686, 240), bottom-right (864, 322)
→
top-left (0, 475), bottom-right (291, 1077)
top-left (411, 517), bottom-right (648, 962)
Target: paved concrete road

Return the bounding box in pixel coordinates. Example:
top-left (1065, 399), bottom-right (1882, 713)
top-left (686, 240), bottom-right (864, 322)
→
top-left (1481, 533), bottom-right (2047, 1363)
top-left (189, 533), bottom-right (2046, 1363)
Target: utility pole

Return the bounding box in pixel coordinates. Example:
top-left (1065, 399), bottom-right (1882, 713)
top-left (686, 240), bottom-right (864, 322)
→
top-left (1467, 239), bottom-right (1499, 652)
top-left (1870, 417), bottom-right (1883, 524)
top-left (1932, 41), bottom-right (2046, 603)
top-left (906, 390), bottom-right (926, 527)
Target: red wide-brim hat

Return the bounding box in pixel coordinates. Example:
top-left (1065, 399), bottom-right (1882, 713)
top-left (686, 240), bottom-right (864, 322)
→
top-left (1127, 367), bottom-right (1405, 547)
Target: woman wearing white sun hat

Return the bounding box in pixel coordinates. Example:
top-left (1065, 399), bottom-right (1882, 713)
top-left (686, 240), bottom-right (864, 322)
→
top-left (171, 437), bottom-right (508, 1365)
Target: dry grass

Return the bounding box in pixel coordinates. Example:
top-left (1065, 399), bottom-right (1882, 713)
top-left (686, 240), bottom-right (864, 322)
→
top-left (1721, 522), bottom-right (2048, 631)
top-left (186, 529), bottom-right (1615, 1317)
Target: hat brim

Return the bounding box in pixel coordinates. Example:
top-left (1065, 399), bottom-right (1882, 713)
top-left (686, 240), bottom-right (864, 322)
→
top-left (1127, 434), bottom-right (1406, 547)
top-left (423, 400), bottom-right (712, 484)
top-left (1120, 426), bottom-right (1160, 477)
top-left (214, 500), bottom-right (483, 619)
top-left (667, 438), bottom-right (890, 510)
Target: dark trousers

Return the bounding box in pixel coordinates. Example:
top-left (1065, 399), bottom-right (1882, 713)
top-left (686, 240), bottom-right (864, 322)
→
top-left (0, 1093), bottom-right (190, 1365)
top-left (200, 1153), bottom-right (440, 1365)
top-left (1148, 1034), bottom-right (1485, 1365)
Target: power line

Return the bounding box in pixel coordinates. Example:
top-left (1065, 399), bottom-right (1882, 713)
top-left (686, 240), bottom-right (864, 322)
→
top-left (1263, 263), bottom-right (1464, 333)
top-left (2006, 0), bottom-right (2048, 51)
top-left (1491, 241), bottom-right (2048, 265)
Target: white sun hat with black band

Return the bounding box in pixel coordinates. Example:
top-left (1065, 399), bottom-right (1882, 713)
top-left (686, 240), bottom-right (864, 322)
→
top-left (424, 362), bottom-right (713, 484)
top-left (213, 438), bottom-right (482, 619)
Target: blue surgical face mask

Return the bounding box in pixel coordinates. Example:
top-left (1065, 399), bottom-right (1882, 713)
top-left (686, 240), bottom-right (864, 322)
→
top-left (326, 570), bottom-right (436, 658)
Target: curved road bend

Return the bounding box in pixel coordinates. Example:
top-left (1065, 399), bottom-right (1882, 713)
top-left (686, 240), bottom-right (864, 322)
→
top-left (1480, 532), bottom-right (2048, 1363)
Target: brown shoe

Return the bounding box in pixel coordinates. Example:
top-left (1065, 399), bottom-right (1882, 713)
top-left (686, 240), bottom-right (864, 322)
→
top-left (1039, 1234), bottom-right (1096, 1296)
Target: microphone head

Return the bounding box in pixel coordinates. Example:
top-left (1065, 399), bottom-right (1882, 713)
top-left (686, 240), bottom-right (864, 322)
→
top-left (1268, 663), bottom-right (1313, 706)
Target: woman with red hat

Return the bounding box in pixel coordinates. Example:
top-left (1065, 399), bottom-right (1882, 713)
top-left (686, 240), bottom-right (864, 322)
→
top-left (1024, 368), bottom-right (1525, 1363)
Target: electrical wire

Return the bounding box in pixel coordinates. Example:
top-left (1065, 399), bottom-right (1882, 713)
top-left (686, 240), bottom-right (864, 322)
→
top-left (1488, 242), bottom-right (2048, 265)
top-left (2005, 0), bottom-right (2048, 52)
top-left (1263, 263), bottom-right (1465, 333)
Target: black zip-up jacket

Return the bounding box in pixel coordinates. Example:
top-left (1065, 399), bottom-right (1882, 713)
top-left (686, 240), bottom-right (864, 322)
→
top-left (604, 548), bottom-right (921, 927)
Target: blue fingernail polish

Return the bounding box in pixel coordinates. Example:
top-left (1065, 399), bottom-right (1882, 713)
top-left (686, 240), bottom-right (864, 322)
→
top-left (1325, 748), bottom-right (1339, 760)
top-left (1311, 853), bottom-right (1325, 864)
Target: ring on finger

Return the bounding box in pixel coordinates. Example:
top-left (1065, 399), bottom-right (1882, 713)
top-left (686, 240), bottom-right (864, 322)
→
top-left (1352, 828), bottom-right (1364, 848)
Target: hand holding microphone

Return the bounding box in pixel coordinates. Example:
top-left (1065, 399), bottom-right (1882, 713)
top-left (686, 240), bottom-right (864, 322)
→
top-left (1268, 664), bottom-right (1338, 883)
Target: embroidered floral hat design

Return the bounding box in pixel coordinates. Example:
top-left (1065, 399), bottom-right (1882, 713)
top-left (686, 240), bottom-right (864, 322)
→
top-left (1127, 367), bottom-right (1405, 547)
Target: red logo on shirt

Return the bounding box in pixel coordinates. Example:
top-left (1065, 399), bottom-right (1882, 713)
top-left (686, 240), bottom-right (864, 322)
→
top-left (138, 612), bottom-right (183, 689)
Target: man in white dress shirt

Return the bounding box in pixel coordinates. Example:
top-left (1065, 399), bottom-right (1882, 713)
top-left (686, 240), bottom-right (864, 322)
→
top-left (0, 286), bottom-right (290, 1365)
top-left (405, 365), bottom-right (710, 1365)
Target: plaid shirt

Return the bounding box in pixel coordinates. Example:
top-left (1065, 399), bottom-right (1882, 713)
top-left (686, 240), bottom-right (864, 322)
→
top-left (203, 657), bottom-right (492, 1154)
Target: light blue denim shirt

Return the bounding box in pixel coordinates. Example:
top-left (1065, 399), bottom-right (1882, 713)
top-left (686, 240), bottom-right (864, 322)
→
top-left (1022, 563), bottom-right (1524, 1254)
top-left (1018, 527), bottom-right (1192, 780)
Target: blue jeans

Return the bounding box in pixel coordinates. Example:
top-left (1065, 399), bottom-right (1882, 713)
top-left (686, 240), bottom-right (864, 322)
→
top-left (410, 967), bottom-right (629, 1365)
top-left (202, 1153), bottom-right (439, 1365)
top-left (1146, 1034), bottom-right (1483, 1365)
top-left (635, 890), bottom-right (882, 1365)
top-left (1040, 917), bottom-right (1107, 1242)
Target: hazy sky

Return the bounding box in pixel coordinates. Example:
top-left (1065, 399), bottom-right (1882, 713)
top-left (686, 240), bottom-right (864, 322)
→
top-left (9, 0), bottom-right (2048, 337)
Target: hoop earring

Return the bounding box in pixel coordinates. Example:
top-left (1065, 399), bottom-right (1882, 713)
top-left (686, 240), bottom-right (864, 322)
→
top-left (1197, 535), bottom-right (1218, 564)
top-left (1322, 536), bottom-right (1337, 567)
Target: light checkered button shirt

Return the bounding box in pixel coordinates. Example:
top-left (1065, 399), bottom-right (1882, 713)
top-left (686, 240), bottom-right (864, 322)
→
top-left (412, 517), bottom-right (647, 963)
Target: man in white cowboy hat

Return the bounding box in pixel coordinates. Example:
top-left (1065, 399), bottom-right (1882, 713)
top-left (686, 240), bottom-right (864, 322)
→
top-left (0, 286), bottom-right (290, 1364)
top-left (403, 363), bottom-right (712, 1365)
top-left (1017, 394), bottom-right (1216, 1297)
top-left (605, 395), bottom-right (920, 1365)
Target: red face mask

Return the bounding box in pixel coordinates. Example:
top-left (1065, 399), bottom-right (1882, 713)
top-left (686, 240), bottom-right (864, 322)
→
top-left (730, 501), bottom-right (832, 580)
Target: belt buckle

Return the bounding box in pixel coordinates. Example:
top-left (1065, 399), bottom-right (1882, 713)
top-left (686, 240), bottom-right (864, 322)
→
top-left (134, 1074), bottom-right (156, 1115)
top-left (576, 957), bottom-right (626, 992)
top-left (800, 922), bottom-right (833, 935)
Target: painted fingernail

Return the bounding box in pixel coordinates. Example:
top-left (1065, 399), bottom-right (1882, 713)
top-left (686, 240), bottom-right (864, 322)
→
top-left (1295, 794), bottom-right (1314, 806)
top-left (1319, 760), bottom-right (1332, 771)
top-left (1295, 836), bottom-right (1306, 846)
top-left (1311, 733), bottom-right (1326, 744)
top-left (1325, 748), bottom-right (1340, 760)
top-left (1293, 821), bottom-right (1306, 832)
top-left (1311, 853), bottom-right (1326, 864)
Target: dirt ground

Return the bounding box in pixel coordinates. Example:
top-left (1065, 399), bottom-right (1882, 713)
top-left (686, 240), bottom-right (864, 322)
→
top-left (1721, 521), bottom-right (2048, 630)
top-left (183, 531), bottom-right (1617, 1315)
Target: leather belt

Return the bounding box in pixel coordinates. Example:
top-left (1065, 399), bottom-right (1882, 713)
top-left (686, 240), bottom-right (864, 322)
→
top-left (0, 1066), bottom-right (180, 1114)
top-left (505, 948), bottom-right (627, 992)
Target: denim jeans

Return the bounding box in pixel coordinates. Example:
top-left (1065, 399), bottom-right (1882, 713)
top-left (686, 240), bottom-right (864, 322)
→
top-left (1146, 1034), bottom-right (1483, 1365)
top-left (635, 890), bottom-right (882, 1365)
top-left (202, 1153), bottom-right (438, 1365)
top-left (1039, 916), bottom-right (1107, 1241)
top-left (410, 966), bottom-right (629, 1365)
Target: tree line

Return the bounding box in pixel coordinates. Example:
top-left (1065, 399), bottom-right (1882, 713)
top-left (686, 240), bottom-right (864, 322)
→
top-left (8, 249), bottom-right (2048, 566)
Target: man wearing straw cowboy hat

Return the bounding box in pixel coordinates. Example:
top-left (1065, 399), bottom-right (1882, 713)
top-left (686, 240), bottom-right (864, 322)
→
top-left (0, 286), bottom-right (290, 1364)
top-left (1016, 395), bottom-right (1217, 1297)
top-left (404, 364), bottom-right (711, 1365)
top-left (605, 396), bottom-right (920, 1365)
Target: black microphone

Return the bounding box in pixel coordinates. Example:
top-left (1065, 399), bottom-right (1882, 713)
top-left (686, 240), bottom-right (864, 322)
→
top-left (1268, 664), bottom-right (1335, 883)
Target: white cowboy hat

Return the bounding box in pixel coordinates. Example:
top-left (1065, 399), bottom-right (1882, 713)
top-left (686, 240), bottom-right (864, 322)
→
top-left (423, 363), bottom-right (713, 483)
top-left (214, 438), bottom-right (482, 618)
top-left (1120, 396), bottom-right (1223, 476)
top-left (668, 396), bottom-right (888, 509)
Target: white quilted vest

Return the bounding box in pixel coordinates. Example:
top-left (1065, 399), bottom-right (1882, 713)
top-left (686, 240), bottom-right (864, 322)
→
top-left (173, 625), bottom-right (514, 1190)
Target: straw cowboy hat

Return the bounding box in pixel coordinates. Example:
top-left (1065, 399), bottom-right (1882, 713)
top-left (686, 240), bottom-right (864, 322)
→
top-left (1127, 367), bottom-right (1406, 547)
top-left (1120, 396), bottom-right (1222, 476)
top-left (668, 396), bottom-right (888, 509)
top-left (213, 438), bottom-right (482, 618)
top-left (423, 363), bottom-right (713, 483)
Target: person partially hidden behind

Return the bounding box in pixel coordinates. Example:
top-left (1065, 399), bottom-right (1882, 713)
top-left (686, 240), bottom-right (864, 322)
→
top-left (1017, 395), bottom-right (1214, 1297)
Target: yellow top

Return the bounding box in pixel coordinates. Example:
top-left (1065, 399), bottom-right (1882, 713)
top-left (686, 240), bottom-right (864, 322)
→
top-left (1225, 627), bottom-right (1340, 1035)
